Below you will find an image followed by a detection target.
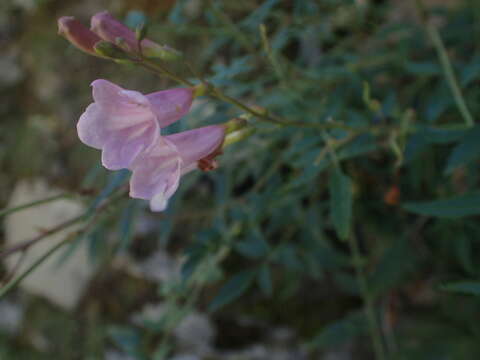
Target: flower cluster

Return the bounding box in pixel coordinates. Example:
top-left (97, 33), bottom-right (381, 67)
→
top-left (59, 12), bottom-right (226, 211)
top-left (58, 11), bottom-right (179, 60)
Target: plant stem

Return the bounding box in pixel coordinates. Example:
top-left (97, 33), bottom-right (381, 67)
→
top-left (0, 233), bottom-right (74, 299)
top-left (0, 214), bottom-right (86, 258)
top-left (414, 0), bottom-right (475, 127)
top-left (0, 188), bottom-right (128, 259)
top-left (348, 232), bottom-right (386, 360)
top-left (0, 188), bottom-right (128, 299)
top-left (138, 58), bottom-right (356, 131)
top-left (0, 193), bottom-right (70, 218)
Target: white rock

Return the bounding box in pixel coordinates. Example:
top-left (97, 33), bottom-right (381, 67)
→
top-left (105, 349), bottom-right (136, 360)
top-left (132, 303), bottom-right (215, 355)
top-left (0, 299), bottom-right (23, 334)
top-left (138, 250), bottom-right (181, 283)
top-left (0, 50), bottom-right (23, 89)
top-left (3, 180), bottom-right (94, 310)
top-left (175, 311), bottom-right (216, 354)
top-left (169, 355), bottom-right (200, 360)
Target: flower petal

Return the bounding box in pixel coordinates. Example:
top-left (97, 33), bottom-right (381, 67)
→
top-left (165, 125), bottom-right (225, 167)
top-left (77, 103), bottom-right (107, 149)
top-left (101, 121), bottom-right (158, 170)
top-left (91, 79), bottom-right (151, 119)
top-left (129, 138), bottom-right (182, 211)
top-left (146, 88), bottom-right (193, 128)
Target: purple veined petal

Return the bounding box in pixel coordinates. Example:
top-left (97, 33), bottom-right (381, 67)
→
top-left (101, 121), bottom-right (159, 170)
top-left (165, 125), bottom-right (225, 168)
top-left (58, 16), bottom-right (103, 57)
top-left (129, 138), bottom-right (182, 211)
top-left (77, 103), bottom-right (107, 149)
top-left (146, 88), bottom-right (193, 128)
top-left (91, 79), bottom-right (151, 117)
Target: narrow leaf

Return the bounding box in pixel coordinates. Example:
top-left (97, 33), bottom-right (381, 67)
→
top-left (257, 264), bottom-right (273, 296)
top-left (403, 193), bottom-right (480, 218)
top-left (329, 169), bottom-right (353, 240)
top-left (441, 281), bottom-right (480, 296)
top-left (209, 270), bottom-right (256, 311)
top-left (444, 126), bottom-right (480, 174)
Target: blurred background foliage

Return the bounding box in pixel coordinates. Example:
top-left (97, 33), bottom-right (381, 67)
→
top-left (2, 0), bottom-right (480, 359)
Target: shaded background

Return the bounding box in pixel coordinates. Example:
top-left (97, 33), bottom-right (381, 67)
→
top-left (2, 0), bottom-right (480, 359)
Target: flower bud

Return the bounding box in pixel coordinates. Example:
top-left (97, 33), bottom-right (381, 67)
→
top-left (223, 127), bottom-right (255, 147)
top-left (90, 11), bottom-right (182, 61)
top-left (192, 83), bottom-right (209, 98)
top-left (224, 117), bottom-right (248, 134)
top-left (58, 16), bottom-right (104, 57)
top-left (93, 41), bottom-right (130, 59)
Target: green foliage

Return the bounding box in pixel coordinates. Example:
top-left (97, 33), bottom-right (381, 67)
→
top-left (209, 269), bottom-right (256, 311)
top-left (3, 0), bottom-right (480, 359)
top-left (329, 168), bottom-right (353, 241)
top-left (441, 281), bottom-right (480, 296)
top-left (403, 193), bottom-right (480, 218)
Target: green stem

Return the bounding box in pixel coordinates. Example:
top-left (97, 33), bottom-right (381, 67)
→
top-left (414, 0), bottom-right (475, 127)
top-left (0, 233), bottom-right (74, 299)
top-left (348, 232), bottom-right (386, 360)
top-left (0, 188), bottom-right (128, 298)
top-left (208, 0), bottom-right (256, 54)
top-left (0, 214), bottom-right (85, 258)
top-left (0, 193), bottom-right (70, 218)
top-left (139, 58), bottom-right (355, 131)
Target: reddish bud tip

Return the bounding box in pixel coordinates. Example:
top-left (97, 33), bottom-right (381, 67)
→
top-left (58, 16), bottom-right (104, 57)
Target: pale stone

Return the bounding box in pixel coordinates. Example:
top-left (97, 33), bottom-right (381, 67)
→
top-left (0, 300), bottom-right (23, 335)
top-left (3, 180), bottom-right (94, 310)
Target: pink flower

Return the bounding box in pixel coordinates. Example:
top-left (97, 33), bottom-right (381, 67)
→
top-left (58, 16), bottom-right (103, 57)
top-left (77, 79), bottom-right (194, 170)
top-left (90, 11), bottom-right (179, 60)
top-left (129, 125), bottom-right (225, 211)
top-left (77, 79), bottom-right (226, 211)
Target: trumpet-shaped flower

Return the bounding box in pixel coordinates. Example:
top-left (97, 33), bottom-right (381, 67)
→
top-left (77, 79), bottom-right (193, 170)
top-left (129, 125), bottom-right (225, 211)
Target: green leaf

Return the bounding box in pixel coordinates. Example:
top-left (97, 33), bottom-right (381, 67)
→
top-left (403, 193), bottom-right (480, 218)
top-left (405, 61), bottom-right (441, 76)
top-left (309, 311), bottom-right (366, 350)
top-left (209, 269), bottom-right (256, 311)
top-left (444, 126), bottom-right (480, 174)
top-left (329, 168), bottom-right (353, 240)
top-left (257, 264), bottom-right (273, 296)
top-left (370, 238), bottom-right (418, 297)
top-left (87, 169), bottom-right (129, 215)
top-left (235, 231), bottom-right (269, 259)
top-left (116, 200), bottom-right (139, 253)
top-left (441, 281), bottom-right (480, 296)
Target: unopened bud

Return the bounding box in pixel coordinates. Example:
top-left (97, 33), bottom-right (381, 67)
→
top-left (94, 41), bottom-right (130, 59)
top-left (193, 83), bottom-right (209, 98)
top-left (143, 44), bottom-right (183, 61)
top-left (224, 117), bottom-right (248, 134)
top-left (223, 127), bottom-right (255, 147)
top-left (91, 11), bottom-right (182, 61)
top-left (58, 16), bottom-right (104, 57)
